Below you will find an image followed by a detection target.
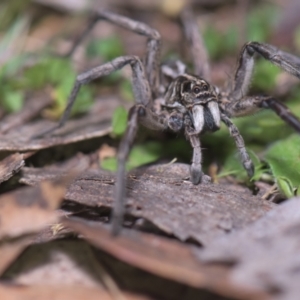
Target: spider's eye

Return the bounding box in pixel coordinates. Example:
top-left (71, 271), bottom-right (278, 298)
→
top-left (193, 86), bottom-right (201, 94)
top-left (202, 84), bottom-right (209, 91)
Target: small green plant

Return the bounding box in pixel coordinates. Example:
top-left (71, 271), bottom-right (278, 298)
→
top-left (0, 55), bottom-right (95, 117)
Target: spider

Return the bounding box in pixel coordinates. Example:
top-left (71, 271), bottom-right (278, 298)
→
top-left (39, 9), bottom-right (300, 235)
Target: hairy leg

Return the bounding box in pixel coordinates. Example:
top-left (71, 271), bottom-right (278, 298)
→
top-left (180, 8), bottom-right (210, 80)
top-left (260, 97), bottom-right (300, 133)
top-left (221, 113), bottom-right (254, 178)
top-left (34, 55), bottom-right (151, 137)
top-left (224, 42), bottom-right (300, 132)
top-left (184, 115), bottom-right (211, 184)
top-left (230, 42), bottom-right (300, 101)
top-left (66, 10), bottom-right (161, 97)
top-left (223, 94), bottom-right (300, 133)
top-left (112, 106), bottom-right (140, 235)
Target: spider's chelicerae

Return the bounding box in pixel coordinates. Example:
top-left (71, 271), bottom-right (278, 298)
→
top-left (41, 10), bottom-right (300, 234)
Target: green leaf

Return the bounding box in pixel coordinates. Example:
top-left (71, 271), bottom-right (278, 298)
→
top-left (22, 57), bottom-right (75, 90)
top-left (203, 25), bottom-right (238, 60)
top-left (46, 57), bottom-right (74, 85)
top-left (0, 1), bottom-right (31, 31)
top-left (0, 15), bottom-right (29, 55)
top-left (252, 59), bottom-right (281, 91)
top-left (203, 26), bottom-right (224, 60)
top-left (19, 56), bottom-right (94, 119)
top-left (229, 110), bottom-right (293, 146)
top-left (120, 79), bottom-right (134, 102)
top-left (1, 90), bottom-right (24, 112)
top-left (126, 142), bottom-right (163, 170)
top-left (224, 25), bottom-right (238, 53)
top-left (71, 86), bottom-right (94, 116)
top-left (112, 106), bottom-right (128, 136)
top-left (86, 36), bottom-right (124, 61)
top-left (246, 4), bottom-right (279, 41)
top-left (101, 142), bottom-right (163, 172)
top-left (296, 185), bottom-right (300, 197)
top-left (101, 157), bottom-right (118, 172)
top-left (276, 177), bottom-right (294, 198)
top-left (264, 134), bottom-right (300, 197)
top-left (219, 149), bottom-right (263, 181)
top-left (0, 53), bottom-right (29, 79)
top-left (22, 62), bottom-right (48, 89)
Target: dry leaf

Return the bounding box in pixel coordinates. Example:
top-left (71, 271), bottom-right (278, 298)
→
top-left (62, 217), bottom-right (269, 300)
top-left (65, 163), bottom-right (274, 245)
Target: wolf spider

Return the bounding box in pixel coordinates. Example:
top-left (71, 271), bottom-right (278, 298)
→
top-left (40, 9), bottom-right (300, 234)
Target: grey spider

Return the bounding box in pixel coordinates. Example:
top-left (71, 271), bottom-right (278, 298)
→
top-left (39, 9), bottom-right (300, 234)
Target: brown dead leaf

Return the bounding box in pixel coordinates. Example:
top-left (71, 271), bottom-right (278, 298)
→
top-left (0, 181), bottom-right (65, 239)
top-left (64, 163), bottom-right (274, 245)
top-left (0, 239), bottom-right (152, 300)
top-left (19, 153), bottom-right (91, 186)
top-left (98, 144), bottom-right (117, 162)
top-left (0, 284), bottom-right (151, 300)
top-left (0, 180), bottom-right (67, 274)
top-left (3, 240), bottom-right (106, 287)
top-left (160, 0), bottom-right (186, 17)
top-left (0, 96), bottom-right (122, 151)
top-left (24, 15), bottom-right (69, 52)
top-left (0, 236), bottom-right (34, 278)
top-left (198, 197), bottom-right (300, 300)
top-left (0, 94), bottom-right (52, 134)
top-left (62, 217), bottom-right (270, 300)
top-left (0, 153), bottom-right (24, 184)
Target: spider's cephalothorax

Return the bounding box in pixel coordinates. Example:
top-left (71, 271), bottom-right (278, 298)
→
top-left (39, 10), bottom-right (300, 234)
top-left (163, 74), bottom-right (221, 134)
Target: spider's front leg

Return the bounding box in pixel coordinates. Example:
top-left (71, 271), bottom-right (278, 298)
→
top-left (113, 104), bottom-right (168, 234)
top-left (114, 104), bottom-right (181, 234)
top-left (221, 113), bottom-right (254, 178)
top-left (34, 55), bottom-right (152, 138)
top-left (184, 115), bottom-right (211, 185)
top-left (187, 133), bottom-right (211, 184)
top-left (65, 10), bottom-right (161, 97)
top-left (33, 54), bottom-right (164, 235)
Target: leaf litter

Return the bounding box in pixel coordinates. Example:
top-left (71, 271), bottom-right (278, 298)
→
top-left (0, 1), bottom-right (300, 300)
